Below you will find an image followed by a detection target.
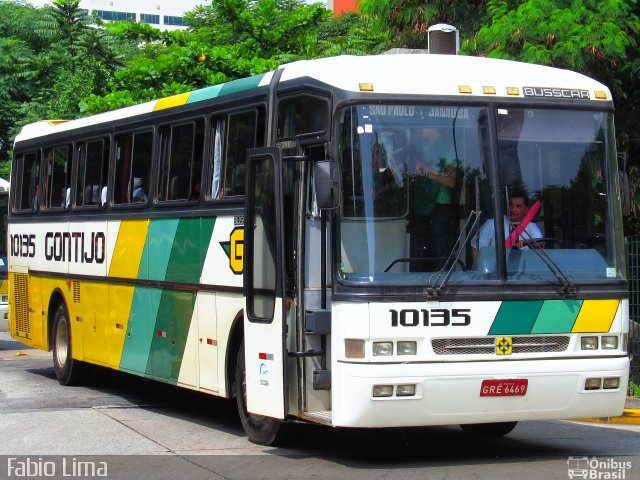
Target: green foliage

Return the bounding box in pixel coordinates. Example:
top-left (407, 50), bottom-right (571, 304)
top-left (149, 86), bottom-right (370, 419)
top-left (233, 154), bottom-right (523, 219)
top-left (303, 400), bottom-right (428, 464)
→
top-left (358, 0), bottom-right (488, 48)
top-left (469, 0), bottom-right (640, 233)
top-left (630, 380), bottom-right (640, 397)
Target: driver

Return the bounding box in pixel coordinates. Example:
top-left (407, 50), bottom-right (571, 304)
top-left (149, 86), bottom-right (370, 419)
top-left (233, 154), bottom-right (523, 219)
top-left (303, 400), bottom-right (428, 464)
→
top-left (471, 192), bottom-right (543, 261)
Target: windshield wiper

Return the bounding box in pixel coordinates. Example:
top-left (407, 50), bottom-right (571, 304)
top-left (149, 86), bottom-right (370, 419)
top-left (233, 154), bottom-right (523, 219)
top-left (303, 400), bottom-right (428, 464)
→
top-left (515, 230), bottom-right (577, 295)
top-left (427, 208), bottom-right (481, 296)
top-left (428, 176), bottom-right (483, 296)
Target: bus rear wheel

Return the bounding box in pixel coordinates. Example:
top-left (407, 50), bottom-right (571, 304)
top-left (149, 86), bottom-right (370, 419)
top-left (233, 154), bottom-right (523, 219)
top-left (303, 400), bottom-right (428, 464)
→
top-left (52, 302), bottom-right (85, 386)
top-left (235, 343), bottom-right (286, 445)
top-left (460, 421), bottom-right (518, 437)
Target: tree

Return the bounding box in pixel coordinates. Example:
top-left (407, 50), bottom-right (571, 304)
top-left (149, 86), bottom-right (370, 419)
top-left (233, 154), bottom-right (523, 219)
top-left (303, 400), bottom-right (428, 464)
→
top-left (467, 0), bottom-right (640, 233)
top-left (358, 0), bottom-right (488, 48)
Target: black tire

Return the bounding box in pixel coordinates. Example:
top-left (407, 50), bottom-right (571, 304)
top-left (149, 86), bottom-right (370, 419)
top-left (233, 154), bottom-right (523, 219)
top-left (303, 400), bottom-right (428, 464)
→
top-left (52, 302), bottom-right (86, 386)
top-left (460, 421), bottom-right (518, 437)
top-left (235, 343), bottom-right (286, 445)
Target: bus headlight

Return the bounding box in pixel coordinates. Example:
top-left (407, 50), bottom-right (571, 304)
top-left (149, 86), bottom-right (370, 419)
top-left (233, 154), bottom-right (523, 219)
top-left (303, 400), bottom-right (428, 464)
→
top-left (397, 341), bottom-right (417, 355)
top-left (585, 378), bottom-right (602, 390)
top-left (581, 336), bottom-right (598, 350)
top-left (373, 341), bottom-right (393, 356)
top-left (601, 336), bottom-right (618, 350)
top-left (603, 377), bottom-right (620, 389)
top-left (372, 385), bottom-right (394, 397)
top-left (396, 384), bottom-right (416, 397)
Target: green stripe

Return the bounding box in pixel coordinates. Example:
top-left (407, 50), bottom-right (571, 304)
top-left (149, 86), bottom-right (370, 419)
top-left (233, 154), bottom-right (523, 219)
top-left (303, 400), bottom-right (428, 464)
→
top-left (531, 299), bottom-right (582, 334)
top-left (185, 74), bottom-right (265, 105)
top-left (120, 287), bottom-right (162, 373)
top-left (219, 74), bottom-right (265, 96)
top-left (187, 84), bottom-right (223, 104)
top-left (489, 300), bottom-right (543, 335)
top-left (144, 218), bottom-right (180, 281)
top-left (145, 290), bottom-right (194, 383)
top-left (165, 217), bottom-right (215, 283)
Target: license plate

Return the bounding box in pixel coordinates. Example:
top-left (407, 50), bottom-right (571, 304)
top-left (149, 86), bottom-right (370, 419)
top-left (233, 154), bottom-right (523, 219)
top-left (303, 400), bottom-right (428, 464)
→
top-left (480, 379), bottom-right (528, 397)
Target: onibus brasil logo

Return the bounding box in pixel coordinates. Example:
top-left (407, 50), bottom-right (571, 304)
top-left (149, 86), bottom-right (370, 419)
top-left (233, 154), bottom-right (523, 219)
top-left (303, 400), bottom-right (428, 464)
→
top-left (567, 457), bottom-right (632, 479)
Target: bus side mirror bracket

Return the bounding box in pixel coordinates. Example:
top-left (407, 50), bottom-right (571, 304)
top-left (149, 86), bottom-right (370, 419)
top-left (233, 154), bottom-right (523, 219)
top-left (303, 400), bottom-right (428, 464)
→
top-left (314, 160), bottom-right (339, 210)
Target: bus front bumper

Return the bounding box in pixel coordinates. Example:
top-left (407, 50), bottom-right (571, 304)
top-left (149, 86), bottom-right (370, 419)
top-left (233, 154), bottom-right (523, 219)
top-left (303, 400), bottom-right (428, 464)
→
top-left (331, 357), bottom-right (629, 428)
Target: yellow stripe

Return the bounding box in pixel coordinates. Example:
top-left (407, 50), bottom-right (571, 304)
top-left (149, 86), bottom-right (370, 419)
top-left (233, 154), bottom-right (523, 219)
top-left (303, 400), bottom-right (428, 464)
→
top-left (571, 299), bottom-right (619, 332)
top-left (109, 219), bottom-right (149, 278)
top-left (108, 285), bottom-right (136, 367)
top-left (153, 92), bottom-right (191, 111)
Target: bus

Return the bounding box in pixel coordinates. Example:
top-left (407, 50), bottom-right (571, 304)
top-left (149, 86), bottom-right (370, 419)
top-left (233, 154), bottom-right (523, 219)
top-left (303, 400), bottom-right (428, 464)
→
top-left (8, 51), bottom-right (629, 445)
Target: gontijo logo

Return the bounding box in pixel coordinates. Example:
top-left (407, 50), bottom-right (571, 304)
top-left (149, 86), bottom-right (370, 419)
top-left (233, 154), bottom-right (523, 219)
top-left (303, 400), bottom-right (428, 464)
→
top-left (220, 221), bottom-right (244, 275)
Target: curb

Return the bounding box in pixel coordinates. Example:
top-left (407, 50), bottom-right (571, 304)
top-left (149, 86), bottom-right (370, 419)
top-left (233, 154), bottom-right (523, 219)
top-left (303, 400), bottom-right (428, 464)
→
top-left (572, 408), bottom-right (640, 425)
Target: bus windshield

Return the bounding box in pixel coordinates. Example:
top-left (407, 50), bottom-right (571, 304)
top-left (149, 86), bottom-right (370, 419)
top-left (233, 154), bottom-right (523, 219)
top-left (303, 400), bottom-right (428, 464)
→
top-left (336, 104), bottom-right (623, 285)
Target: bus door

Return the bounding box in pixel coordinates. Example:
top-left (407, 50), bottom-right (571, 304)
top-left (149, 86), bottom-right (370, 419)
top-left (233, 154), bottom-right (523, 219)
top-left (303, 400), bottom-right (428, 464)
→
top-left (243, 147), bottom-right (287, 419)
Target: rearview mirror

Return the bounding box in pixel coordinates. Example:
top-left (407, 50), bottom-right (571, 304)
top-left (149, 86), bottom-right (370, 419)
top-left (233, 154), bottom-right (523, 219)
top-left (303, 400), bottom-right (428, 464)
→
top-left (314, 160), bottom-right (339, 209)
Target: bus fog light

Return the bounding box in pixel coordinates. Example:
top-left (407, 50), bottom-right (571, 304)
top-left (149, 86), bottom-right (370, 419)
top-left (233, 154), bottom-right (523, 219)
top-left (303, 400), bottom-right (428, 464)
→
top-left (373, 342), bottom-right (393, 356)
top-left (585, 378), bottom-right (602, 390)
top-left (372, 385), bottom-right (393, 397)
top-left (603, 377), bottom-right (619, 389)
top-left (396, 384), bottom-right (416, 396)
top-left (581, 336), bottom-right (598, 350)
top-left (601, 336), bottom-right (618, 350)
top-left (397, 341), bottom-right (417, 355)
top-left (345, 339), bottom-right (365, 358)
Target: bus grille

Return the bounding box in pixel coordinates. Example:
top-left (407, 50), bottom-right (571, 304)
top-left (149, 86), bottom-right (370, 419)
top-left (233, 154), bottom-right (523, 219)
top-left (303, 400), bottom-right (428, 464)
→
top-left (432, 336), bottom-right (570, 355)
top-left (12, 273), bottom-right (30, 339)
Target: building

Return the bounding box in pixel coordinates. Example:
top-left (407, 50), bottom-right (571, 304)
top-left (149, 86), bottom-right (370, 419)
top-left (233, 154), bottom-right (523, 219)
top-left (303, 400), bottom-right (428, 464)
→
top-left (326, 0), bottom-right (357, 16)
top-left (26, 0), bottom-right (209, 30)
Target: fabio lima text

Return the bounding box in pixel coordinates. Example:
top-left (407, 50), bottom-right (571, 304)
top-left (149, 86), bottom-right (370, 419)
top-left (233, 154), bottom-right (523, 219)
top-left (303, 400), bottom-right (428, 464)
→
top-left (7, 457), bottom-right (107, 478)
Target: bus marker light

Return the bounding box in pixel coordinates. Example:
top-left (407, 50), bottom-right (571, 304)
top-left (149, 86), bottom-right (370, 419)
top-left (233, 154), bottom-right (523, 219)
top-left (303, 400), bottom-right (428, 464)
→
top-left (585, 378), bottom-right (602, 390)
top-left (397, 341), bottom-right (417, 355)
top-left (158, 330), bottom-right (167, 338)
top-left (359, 83), bottom-right (374, 92)
top-left (506, 87), bottom-right (520, 96)
top-left (483, 86), bottom-right (496, 95)
top-left (396, 384), bottom-right (416, 396)
top-left (372, 385), bottom-right (393, 397)
top-left (601, 336), bottom-right (618, 350)
top-left (373, 342), bottom-right (393, 356)
top-left (581, 336), bottom-right (598, 350)
top-left (458, 85), bottom-right (472, 94)
top-left (345, 339), bottom-right (365, 358)
top-left (594, 90), bottom-right (608, 100)
top-left (603, 377), bottom-right (619, 389)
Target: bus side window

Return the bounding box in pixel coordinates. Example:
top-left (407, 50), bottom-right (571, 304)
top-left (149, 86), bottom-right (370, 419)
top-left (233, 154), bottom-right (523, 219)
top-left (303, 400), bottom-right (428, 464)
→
top-left (16, 151), bottom-right (41, 212)
top-left (157, 120), bottom-right (204, 202)
top-left (219, 109), bottom-right (264, 198)
top-left (43, 145), bottom-right (71, 210)
top-left (76, 138), bottom-right (109, 208)
top-left (114, 131), bottom-right (153, 205)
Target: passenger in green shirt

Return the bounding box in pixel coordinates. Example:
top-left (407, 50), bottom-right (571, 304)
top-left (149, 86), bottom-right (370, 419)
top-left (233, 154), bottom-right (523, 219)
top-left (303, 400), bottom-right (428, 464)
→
top-left (408, 127), bottom-right (457, 271)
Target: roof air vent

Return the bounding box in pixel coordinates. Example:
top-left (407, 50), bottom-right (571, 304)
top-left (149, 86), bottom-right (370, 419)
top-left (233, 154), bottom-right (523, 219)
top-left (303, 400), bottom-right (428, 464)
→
top-left (428, 24), bottom-right (459, 55)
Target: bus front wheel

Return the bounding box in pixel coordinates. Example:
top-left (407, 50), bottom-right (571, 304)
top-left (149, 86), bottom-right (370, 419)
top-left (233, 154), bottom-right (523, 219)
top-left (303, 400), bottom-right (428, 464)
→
top-left (235, 343), bottom-right (286, 445)
top-left (460, 421), bottom-right (518, 437)
top-left (52, 302), bottom-right (85, 386)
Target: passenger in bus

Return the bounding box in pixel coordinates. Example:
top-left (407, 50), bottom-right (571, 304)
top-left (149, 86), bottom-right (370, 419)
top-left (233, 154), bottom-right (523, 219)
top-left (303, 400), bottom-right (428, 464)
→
top-left (408, 127), bottom-right (457, 270)
top-left (471, 191), bottom-right (543, 261)
top-left (132, 177), bottom-right (147, 203)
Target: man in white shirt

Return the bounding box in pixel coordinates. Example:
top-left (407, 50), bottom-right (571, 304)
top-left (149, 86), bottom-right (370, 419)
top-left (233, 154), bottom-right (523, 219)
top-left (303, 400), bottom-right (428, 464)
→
top-left (471, 194), bottom-right (543, 261)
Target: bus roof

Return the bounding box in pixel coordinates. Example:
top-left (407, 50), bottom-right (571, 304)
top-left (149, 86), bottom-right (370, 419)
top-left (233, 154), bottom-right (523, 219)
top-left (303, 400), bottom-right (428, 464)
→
top-left (15, 54), bottom-right (611, 144)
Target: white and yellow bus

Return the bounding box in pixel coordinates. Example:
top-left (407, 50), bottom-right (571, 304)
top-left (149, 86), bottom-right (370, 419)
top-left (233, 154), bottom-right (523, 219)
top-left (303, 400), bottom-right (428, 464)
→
top-left (9, 52), bottom-right (629, 445)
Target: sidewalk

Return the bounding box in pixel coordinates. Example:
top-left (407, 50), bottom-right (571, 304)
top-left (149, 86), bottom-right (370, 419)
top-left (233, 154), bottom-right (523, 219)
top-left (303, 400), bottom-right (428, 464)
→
top-left (572, 398), bottom-right (640, 425)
